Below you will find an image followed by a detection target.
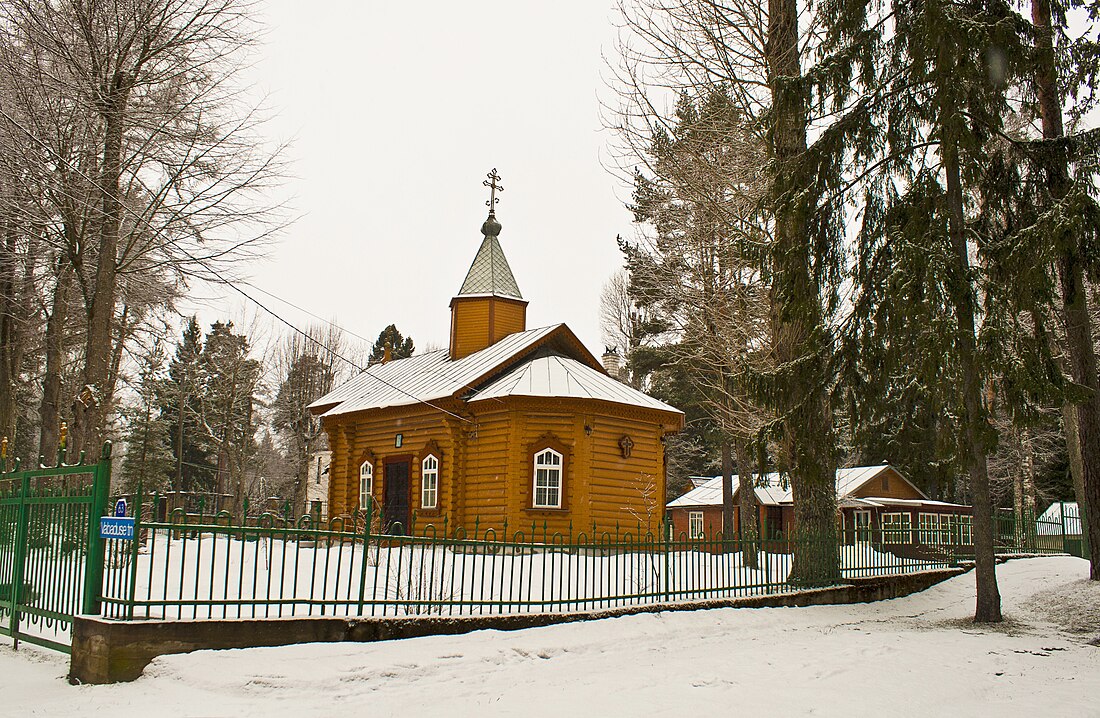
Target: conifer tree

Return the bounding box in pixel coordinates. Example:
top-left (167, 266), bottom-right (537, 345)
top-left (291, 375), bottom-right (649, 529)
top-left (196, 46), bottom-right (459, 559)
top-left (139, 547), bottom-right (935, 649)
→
top-left (199, 321), bottom-right (261, 513)
top-left (160, 317), bottom-right (211, 493)
top-left (822, 0), bottom-right (1036, 620)
top-left (1021, 0), bottom-right (1100, 578)
top-left (369, 325), bottom-right (414, 363)
top-left (119, 342), bottom-right (173, 493)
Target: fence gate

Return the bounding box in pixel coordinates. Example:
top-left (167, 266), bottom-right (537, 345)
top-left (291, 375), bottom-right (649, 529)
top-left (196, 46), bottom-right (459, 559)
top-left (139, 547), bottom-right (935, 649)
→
top-left (0, 443), bottom-right (110, 652)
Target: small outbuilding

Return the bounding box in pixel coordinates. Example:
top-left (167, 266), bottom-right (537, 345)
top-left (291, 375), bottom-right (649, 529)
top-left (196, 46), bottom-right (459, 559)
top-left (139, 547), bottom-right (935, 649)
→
top-left (666, 465), bottom-right (973, 548)
top-left (309, 185), bottom-right (683, 537)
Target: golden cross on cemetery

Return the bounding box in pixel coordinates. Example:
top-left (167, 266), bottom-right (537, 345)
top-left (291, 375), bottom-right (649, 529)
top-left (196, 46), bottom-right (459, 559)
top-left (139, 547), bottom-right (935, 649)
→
top-left (484, 168), bottom-right (504, 214)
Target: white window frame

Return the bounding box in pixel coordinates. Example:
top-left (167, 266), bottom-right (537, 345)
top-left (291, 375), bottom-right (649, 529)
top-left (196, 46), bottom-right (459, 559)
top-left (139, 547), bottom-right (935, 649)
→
top-left (533, 448), bottom-right (563, 509)
top-left (359, 460), bottom-right (373, 506)
top-left (958, 515), bottom-right (973, 544)
top-left (881, 512), bottom-right (911, 544)
top-left (918, 513), bottom-right (939, 544)
top-left (939, 513), bottom-right (955, 544)
top-left (688, 511), bottom-right (705, 539)
top-left (421, 454), bottom-right (439, 509)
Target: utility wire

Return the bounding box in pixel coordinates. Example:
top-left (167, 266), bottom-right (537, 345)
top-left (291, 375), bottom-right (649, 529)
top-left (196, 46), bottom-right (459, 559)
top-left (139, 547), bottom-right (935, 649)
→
top-left (0, 103), bottom-right (474, 425)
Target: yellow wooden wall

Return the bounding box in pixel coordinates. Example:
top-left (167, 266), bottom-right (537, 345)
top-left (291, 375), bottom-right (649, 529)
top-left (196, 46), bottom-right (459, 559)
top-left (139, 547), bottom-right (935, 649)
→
top-left (449, 296), bottom-right (527, 360)
top-left (323, 397), bottom-right (676, 539)
top-left (323, 405), bottom-right (463, 528)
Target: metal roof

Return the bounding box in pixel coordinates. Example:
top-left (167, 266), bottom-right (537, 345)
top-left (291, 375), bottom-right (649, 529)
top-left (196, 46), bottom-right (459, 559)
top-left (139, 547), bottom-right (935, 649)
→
top-left (468, 351), bottom-right (683, 416)
top-left (310, 324), bottom-right (562, 417)
top-left (667, 465), bottom-right (916, 508)
top-left (456, 234), bottom-right (523, 300)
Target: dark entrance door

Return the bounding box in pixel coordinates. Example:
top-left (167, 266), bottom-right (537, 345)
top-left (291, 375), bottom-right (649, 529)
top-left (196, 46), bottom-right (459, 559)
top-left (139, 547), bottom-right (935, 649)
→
top-left (383, 460), bottom-right (410, 535)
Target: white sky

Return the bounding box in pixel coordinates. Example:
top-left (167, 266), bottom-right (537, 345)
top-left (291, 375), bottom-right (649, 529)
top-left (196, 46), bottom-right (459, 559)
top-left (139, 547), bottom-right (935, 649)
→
top-left (197, 0), bottom-right (634, 359)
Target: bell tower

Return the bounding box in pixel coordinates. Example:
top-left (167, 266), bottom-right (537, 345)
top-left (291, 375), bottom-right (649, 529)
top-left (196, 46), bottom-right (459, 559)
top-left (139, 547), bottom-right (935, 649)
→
top-left (449, 169), bottom-right (528, 360)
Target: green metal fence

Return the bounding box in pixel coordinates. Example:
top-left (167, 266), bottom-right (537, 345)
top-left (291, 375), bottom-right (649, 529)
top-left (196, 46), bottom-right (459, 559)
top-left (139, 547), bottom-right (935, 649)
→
top-left (98, 500), bottom-right (1068, 622)
top-left (0, 444), bottom-right (111, 652)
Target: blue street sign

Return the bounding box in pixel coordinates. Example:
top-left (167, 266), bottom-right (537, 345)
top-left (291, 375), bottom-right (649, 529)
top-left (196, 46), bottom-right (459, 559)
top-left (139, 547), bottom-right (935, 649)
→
top-left (114, 498), bottom-right (127, 517)
top-left (100, 516), bottom-right (135, 540)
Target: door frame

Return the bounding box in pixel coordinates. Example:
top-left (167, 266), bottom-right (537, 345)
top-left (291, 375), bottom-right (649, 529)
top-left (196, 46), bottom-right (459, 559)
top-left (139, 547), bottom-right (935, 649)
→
top-left (382, 455), bottom-right (413, 534)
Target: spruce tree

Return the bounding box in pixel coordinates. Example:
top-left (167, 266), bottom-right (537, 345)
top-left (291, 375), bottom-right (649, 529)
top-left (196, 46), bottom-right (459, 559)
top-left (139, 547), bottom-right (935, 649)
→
top-left (119, 343), bottom-right (173, 493)
top-left (160, 317), bottom-right (212, 493)
top-left (823, 0), bottom-right (1034, 620)
top-left (369, 325), bottom-right (414, 363)
top-left (199, 321), bottom-right (261, 513)
top-left (1023, 0), bottom-right (1100, 578)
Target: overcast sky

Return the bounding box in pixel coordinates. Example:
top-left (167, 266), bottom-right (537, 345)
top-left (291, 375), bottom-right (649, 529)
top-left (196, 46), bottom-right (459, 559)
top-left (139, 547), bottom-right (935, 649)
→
top-left (195, 0), bottom-right (636, 361)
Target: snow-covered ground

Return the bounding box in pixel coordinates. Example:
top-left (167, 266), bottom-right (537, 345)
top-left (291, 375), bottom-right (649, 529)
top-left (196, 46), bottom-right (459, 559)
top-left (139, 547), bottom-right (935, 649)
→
top-left (2, 556), bottom-right (1097, 717)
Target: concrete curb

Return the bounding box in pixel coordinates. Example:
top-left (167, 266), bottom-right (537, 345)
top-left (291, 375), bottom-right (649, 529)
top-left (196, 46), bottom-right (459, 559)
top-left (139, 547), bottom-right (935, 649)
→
top-left (69, 566), bottom-right (966, 684)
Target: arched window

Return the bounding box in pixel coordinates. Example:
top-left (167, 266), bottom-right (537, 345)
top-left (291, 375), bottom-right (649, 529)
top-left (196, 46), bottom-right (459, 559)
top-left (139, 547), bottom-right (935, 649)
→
top-left (359, 460), bottom-right (373, 506)
top-left (533, 448), bottom-right (563, 509)
top-left (421, 454), bottom-right (439, 509)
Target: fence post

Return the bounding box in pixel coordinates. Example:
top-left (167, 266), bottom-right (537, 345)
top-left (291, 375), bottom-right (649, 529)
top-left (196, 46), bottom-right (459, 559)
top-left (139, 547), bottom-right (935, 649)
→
top-left (1060, 501), bottom-right (1067, 555)
top-left (662, 516), bottom-right (670, 603)
top-left (82, 442), bottom-right (112, 615)
top-left (10, 472), bottom-right (31, 647)
top-left (126, 480), bottom-right (143, 620)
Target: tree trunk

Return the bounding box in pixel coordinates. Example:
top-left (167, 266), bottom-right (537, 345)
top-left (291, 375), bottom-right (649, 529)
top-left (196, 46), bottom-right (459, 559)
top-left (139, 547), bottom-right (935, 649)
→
top-left (720, 439), bottom-right (735, 543)
top-left (944, 137), bottom-right (1001, 621)
top-left (0, 192), bottom-right (18, 447)
top-left (1033, 0), bottom-right (1100, 578)
top-left (73, 76), bottom-right (131, 456)
top-left (38, 263), bottom-right (72, 460)
top-left (766, 0), bottom-right (839, 586)
top-left (1063, 404), bottom-right (1087, 513)
top-left (734, 441), bottom-right (760, 569)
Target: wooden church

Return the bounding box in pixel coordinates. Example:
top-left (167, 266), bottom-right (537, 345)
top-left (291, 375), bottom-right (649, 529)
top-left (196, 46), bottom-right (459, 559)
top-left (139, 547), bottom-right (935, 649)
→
top-left (309, 171), bottom-right (683, 537)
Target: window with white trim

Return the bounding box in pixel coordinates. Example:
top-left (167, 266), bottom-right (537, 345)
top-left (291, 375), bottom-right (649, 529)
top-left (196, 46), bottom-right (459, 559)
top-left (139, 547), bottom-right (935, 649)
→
top-left (958, 515), bottom-right (973, 544)
top-left (421, 455), bottom-right (439, 509)
top-left (359, 460), bottom-right (373, 506)
top-left (689, 511), bottom-right (705, 539)
top-left (918, 513), bottom-right (939, 544)
top-left (533, 448), bottom-right (563, 508)
top-left (939, 513), bottom-right (956, 544)
top-left (882, 512), bottom-right (911, 544)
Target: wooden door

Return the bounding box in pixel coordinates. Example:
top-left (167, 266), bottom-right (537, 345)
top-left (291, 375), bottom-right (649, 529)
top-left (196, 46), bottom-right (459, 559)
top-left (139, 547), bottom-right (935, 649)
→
top-left (383, 460), bottom-right (410, 535)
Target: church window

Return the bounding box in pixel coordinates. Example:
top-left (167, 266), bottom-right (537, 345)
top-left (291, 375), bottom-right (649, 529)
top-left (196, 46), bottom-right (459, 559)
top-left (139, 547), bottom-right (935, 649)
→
top-left (359, 460), bottom-right (373, 506)
top-left (421, 454), bottom-right (439, 509)
top-left (533, 448), bottom-right (563, 509)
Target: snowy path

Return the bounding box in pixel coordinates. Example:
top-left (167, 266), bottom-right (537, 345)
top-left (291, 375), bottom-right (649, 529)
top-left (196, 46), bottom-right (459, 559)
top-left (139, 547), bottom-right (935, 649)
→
top-left (2, 557), bottom-right (1097, 718)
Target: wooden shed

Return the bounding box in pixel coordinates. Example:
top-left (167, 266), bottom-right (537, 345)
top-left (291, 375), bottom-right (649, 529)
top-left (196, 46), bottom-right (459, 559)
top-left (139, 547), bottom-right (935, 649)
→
top-left (310, 204), bottom-right (683, 537)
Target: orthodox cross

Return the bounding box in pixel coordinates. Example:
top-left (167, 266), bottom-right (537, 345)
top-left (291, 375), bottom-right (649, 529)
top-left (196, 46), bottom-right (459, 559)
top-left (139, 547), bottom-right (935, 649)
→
top-left (484, 168), bottom-right (503, 212)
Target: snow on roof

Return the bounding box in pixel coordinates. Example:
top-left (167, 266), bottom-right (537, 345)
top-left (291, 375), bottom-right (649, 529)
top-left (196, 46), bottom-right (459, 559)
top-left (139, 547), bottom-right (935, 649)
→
top-left (310, 324), bottom-right (679, 419)
top-left (310, 324), bottom-right (562, 416)
top-left (667, 465), bottom-right (905, 509)
top-left (1037, 502), bottom-right (1082, 535)
top-left (847, 497), bottom-right (970, 509)
top-left (468, 351), bottom-right (682, 417)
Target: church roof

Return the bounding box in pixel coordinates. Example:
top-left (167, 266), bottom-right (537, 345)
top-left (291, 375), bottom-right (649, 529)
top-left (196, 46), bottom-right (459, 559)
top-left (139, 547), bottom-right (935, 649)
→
top-left (469, 351), bottom-right (682, 416)
top-left (455, 234), bottom-right (523, 300)
top-left (308, 323), bottom-right (682, 422)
